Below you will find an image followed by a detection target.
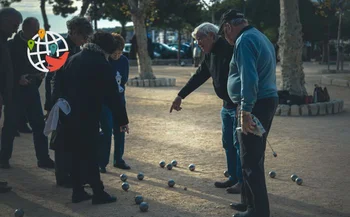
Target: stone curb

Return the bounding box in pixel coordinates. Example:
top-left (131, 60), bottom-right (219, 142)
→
top-left (321, 75), bottom-right (350, 87)
top-left (275, 99), bottom-right (344, 116)
top-left (127, 78), bottom-right (176, 87)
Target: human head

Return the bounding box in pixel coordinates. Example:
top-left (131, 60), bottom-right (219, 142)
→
top-left (110, 33), bottom-right (125, 60)
top-left (218, 9), bottom-right (248, 45)
top-left (66, 16), bottom-right (93, 46)
top-left (191, 22), bottom-right (219, 54)
top-left (22, 17), bottom-right (39, 39)
top-left (0, 7), bottom-right (23, 39)
top-left (88, 31), bottom-right (121, 58)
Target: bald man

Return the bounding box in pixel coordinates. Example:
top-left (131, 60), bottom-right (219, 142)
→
top-left (0, 16), bottom-right (55, 170)
top-left (0, 7), bottom-right (22, 193)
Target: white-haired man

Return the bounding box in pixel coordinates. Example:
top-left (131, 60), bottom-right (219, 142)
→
top-left (170, 22), bottom-right (243, 194)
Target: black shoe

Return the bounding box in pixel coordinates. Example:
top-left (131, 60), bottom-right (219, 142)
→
top-left (15, 131), bottom-right (20, 137)
top-left (38, 158), bottom-right (55, 169)
top-left (72, 190), bottom-right (92, 203)
top-left (233, 208), bottom-right (256, 217)
top-left (0, 181), bottom-right (8, 187)
top-left (0, 162), bottom-right (10, 169)
top-left (113, 163), bottom-right (131, 170)
top-left (226, 183), bottom-right (242, 194)
top-left (100, 167), bottom-right (107, 173)
top-left (230, 203), bottom-right (248, 212)
top-left (0, 185), bottom-right (12, 193)
top-left (18, 124), bottom-right (32, 133)
top-left (214, 179), bottom-right (235, 188)
top-left (92, 191), bottom-right (117, 205)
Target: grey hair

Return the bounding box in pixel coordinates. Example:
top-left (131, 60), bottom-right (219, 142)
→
top-left (66, 16), bottom-right (93, 36)
top-left (191, 22), bottom-right (219, 40)
top-left (229, 18), bottom-right (248, 26)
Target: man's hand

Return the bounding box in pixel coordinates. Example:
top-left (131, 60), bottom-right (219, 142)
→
top-left (44, 110), bottom-right (50, 121)
top-left (170, 96), bottom-right (183, 113)
top-left (240, 111), bottom-right (256, 135)
top-left (19, 74), bottom-right (30, 86)
top-left (120, 125), bottom-right (129, 134)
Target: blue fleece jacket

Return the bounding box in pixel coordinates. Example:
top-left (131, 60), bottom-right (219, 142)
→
top-left (227, 26), bottom-right (278, 112)
top-left (110, 55), bottom-right (129, 103)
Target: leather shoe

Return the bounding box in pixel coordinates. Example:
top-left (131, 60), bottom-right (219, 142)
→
top-left (0, 162), bottom-right (10, 169)
top-left (113, 163), bottom-right (131, 170)
top-left (72, 190), bottom-right (92, 203)
top-left (0, 181), bottom-right (8, 187)
top-left (37, 158), bottom-right (55, 169)
top-left (0, 185), bottom-right (12, 193)
top-left (92, 191), bottom-right (117, 205)
top-left (214, 179), bottom-right (235, 188)
top-left (226, 182), bottom-right (242, 194)
top-left (230, 202), bottom-right (247, 212)
top-left (232, 208), bottom-right (256, 217)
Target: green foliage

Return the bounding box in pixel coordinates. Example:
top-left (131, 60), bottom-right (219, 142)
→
top-left (51, 0), bottom-right (77, 18)
top-left (0, 0), bottom-right (20, 7)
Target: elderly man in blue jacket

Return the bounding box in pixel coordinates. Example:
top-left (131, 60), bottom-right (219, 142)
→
top-left (219, 9), bottom-right (279, 217)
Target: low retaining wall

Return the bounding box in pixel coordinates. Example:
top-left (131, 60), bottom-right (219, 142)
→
top-left (321, 75), bottom-right (350, 87)
top-left (275, 99), bottom-right (344, 116)
top-left (127, 77), bottom-right (176, 87)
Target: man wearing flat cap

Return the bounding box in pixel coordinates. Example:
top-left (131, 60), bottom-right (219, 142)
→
top-left (219, 9), bottom-right (278, 217)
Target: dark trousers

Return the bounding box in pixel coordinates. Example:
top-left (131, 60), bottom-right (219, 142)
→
top-left (44, 72), bottom-right (54, 111)
top-left (71, 149), bottom-right (104, 195)
top-left (0, 86), bottom-right (49, 163)
top-left (54, 150), bottom-right (72, 185)
top-left (237, 97), bottom-right (278, 217)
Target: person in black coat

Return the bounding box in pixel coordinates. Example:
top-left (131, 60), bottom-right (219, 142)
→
top-left (51, 31), bottom-right (129, 204)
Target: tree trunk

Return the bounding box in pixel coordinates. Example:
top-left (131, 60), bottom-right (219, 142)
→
top-left (277, 0), bottom-right (307, 96)
top-left (120, 22), bottom-right (127, 39)
top-left (79, 0), bottom-right (91, 17)
top-left (163, 29), bottom-right (167, 44)
top-left (40, 0), bottom-right (50, 31)
top-left (128, 0), bottom-right (154, 79)
top-left (177, 30), bottom-right (181, 64)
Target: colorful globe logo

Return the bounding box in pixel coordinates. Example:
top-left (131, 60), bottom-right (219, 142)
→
top-left (27, 29), bottom-right (70, 73)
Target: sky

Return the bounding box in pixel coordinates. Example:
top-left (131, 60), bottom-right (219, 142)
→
top-left (10, 0), bottom-right (133, 33)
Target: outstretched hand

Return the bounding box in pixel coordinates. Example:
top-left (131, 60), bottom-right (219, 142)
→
top-left (170, 96), bottom-right (183, 113)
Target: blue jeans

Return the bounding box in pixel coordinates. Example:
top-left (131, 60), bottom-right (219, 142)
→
top-left (221, 106), bottom-right (243, 183)
top-left (98, 104), bottom-right (126, 168)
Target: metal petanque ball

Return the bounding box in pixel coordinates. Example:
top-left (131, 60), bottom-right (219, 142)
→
top-left (168, 179), bottom-right (175, 187)
top-left (122, 182), bottom-right (130, 191)
top-left (159, 160), bottom-right (166, 168)
top-left (167, 163), bottom-right (173, 170)
top-left (137, 172), bottom-right (144, 180)
top-left (139, 202), bottom-right (149, 212)
top-left (273, 152), bottom-right (277, 157)
top-left (171, 160), bottom-right (178, 167)
top-left (14, 209), bottom-right (24, 217)
top-left (188, 164), bottom-right (195, 171)
top-left (120, 174), bottom-right (128, 182)
top-left (135, 195), bottom-right (144, 205)
top-left (269, 171), bottom-right (276, 178)
top-left (295, 178), bottom-right (303, 185)
top-left (224, 170), bottom-right (229, 178)
top-left (291, 174), bottom-right (298, 182)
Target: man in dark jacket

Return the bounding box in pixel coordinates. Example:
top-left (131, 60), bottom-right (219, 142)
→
top-left (170, 22), bottom-right (243, 194)
top-left (2, 17), bottom-right (55, 170)
top-left (0, 6), bottom-right (22, 193)
top-left (48, 16), bottom-right (93, 188)
top-left (51, 32), bottom-right (129, 204)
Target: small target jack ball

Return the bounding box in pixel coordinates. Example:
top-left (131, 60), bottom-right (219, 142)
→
top-left (137, 172), bottom-right (144, 180)
top-left (159, 160), bottom-right (166, 168)
top-left (224, 170), bottom-right (229, 178)
top-left (166, 163), bottom-right (173, 170)
top-left (139, 202), bottom-right (149, 212)
top-left (171, 160), bottom-right (178, 167)
top-left (135, 195), bottom-right (144, 205)
top-left (168, 179), bottom-right (175, 187)
top-left (122, 182), bottom-right (130, 191)
top-left (14, 209), bottom-right (24, 217)
top-left (269, 171), bottom-right (276, 178)
top-left (295, 178), bottom-right (303, 185)
top-left (188, 164), bottom-right (195, 171)
top-left (291, 174), bottom-right (298, 182)
top-left (120, 174), bottom-right (128, 182)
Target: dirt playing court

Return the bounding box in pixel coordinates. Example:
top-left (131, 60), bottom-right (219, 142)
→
top-left (0, 64), bottom-right (349, 217)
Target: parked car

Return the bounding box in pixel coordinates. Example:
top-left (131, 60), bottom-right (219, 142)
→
top-left (152, 42), bottom-right (185, 59)
top-left (168, 43), bottom-right (192, 59)
top-left (123, 42), bottom-right (161, 59)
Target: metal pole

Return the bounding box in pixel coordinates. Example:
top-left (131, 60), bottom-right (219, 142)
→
top-left (336, 10), bottom-right (342, 71)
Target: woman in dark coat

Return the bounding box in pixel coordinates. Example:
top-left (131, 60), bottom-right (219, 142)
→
top-left (51, 31), bottom-right (129, 204)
